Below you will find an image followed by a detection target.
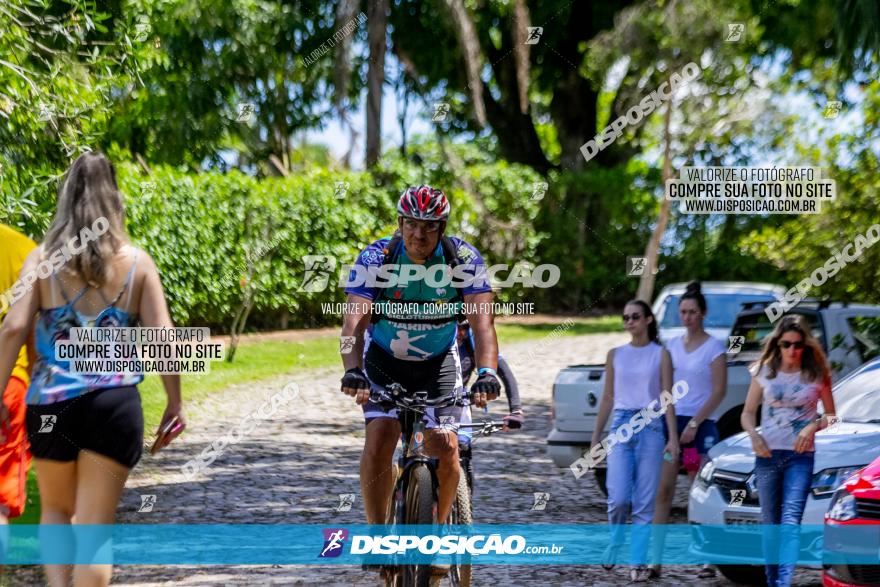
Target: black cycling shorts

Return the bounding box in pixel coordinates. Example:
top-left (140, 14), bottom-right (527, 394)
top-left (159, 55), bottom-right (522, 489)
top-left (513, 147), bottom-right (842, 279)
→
top-left (26, 386), bottom-right (144, 469)
top-left (362, 342), bottom-right (464, 428)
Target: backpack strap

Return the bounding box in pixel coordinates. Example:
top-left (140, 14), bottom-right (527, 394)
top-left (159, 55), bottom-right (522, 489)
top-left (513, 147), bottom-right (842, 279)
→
top-left (439, 235), bottom-right (464, 303)
top-left (382, 234), bottom-right (403, 266)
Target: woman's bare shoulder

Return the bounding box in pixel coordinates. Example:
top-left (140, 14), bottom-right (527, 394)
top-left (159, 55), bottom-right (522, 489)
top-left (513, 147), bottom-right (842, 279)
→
top-left (118, 244), bottom-right (156, 268)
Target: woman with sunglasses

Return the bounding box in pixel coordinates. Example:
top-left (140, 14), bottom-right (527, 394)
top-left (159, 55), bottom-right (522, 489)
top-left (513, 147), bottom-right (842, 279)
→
top-left (741, 314), bottom-right (835, 587)
top-left (592, 300), bottom-right (678, 583)
top-left (650, 281), bottom-right (727, 579)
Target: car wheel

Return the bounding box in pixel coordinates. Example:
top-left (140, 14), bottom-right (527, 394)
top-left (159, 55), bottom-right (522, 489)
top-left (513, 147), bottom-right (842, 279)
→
top-left (717, 564), bottom-right (768, 586)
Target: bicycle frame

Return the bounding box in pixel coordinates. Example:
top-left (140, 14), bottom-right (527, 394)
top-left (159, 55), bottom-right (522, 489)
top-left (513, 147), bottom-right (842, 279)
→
top-left (392, 394), bottom-right (440, 527)
top-left (371, 384), bottom-right (464, 524)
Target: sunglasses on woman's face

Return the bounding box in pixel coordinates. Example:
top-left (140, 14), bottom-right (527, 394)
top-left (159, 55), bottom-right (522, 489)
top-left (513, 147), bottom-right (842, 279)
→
top-left (622, 313), bottom-right (642, 322)
top-left (779, 340), bottom-right (805, 350)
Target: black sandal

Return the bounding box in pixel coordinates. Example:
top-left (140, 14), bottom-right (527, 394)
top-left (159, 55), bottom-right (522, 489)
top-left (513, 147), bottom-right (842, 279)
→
top-left (601, 545), bottom-right (621, 570)
top-left (697, 564), bottom-right (717, 578)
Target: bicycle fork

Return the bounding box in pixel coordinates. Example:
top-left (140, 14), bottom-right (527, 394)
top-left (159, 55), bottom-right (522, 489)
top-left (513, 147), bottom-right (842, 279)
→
top-left (394, 421), bottom-right (439, 525)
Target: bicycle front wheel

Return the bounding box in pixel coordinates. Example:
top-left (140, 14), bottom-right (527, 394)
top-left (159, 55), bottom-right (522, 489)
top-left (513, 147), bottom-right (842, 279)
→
top-left (402, 464), bottom-right (435, 587)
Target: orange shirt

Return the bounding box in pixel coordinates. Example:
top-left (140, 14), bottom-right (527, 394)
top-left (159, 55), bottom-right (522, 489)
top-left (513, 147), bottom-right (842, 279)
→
top-left (0, 224), bottom-right (37, 386)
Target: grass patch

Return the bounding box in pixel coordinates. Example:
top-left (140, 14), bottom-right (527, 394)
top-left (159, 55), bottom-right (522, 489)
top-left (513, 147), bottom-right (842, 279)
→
top-left (494, 315), bottom-right (620, 343)
top-left (139, 337), bottom-right (340, 431)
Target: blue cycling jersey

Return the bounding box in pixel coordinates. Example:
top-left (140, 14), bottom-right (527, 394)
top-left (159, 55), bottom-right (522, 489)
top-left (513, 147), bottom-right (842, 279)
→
top-left (345, 236), bottom-right (491, 360)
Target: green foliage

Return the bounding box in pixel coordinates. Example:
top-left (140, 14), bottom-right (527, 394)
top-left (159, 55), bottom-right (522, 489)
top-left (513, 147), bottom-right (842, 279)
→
top-left (0, 0), bottom-right (148, 235)
top-left (532, 160), bottom-right (661, 312)
top-left (107, 0), bottom-right (355, 168)
top-left (118, 162), bottom-right (391, 329)
top-left (738, 77), bottom-right (880, 304)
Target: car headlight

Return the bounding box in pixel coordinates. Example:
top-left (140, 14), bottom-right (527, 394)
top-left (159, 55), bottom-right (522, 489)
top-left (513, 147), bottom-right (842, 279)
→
top-left (812, 466), bottom-right (864, 497)
top-left (697, 460), bottom-right (715, 488)
top-left (826, 490), bottom-right (857, 522)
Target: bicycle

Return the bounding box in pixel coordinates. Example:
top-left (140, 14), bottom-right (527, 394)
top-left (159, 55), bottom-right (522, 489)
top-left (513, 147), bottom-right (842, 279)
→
top-left (451, 418), bottom-right (509, 587)
top-left (370, 383), bottom-right (512, 587)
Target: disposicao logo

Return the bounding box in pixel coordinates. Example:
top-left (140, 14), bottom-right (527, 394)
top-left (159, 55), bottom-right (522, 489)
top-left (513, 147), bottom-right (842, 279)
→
top-left (319, 528), bottom-right (349, 558)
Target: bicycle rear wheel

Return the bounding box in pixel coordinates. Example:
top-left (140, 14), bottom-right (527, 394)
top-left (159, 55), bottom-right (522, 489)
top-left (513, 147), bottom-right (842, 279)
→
top-left (402, 464), bottom-right (435, 587)
top-left (449, 473), bottom-right (472, 587)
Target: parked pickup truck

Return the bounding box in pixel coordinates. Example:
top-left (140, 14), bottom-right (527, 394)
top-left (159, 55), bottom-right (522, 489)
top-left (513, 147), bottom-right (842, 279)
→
top-left (547, 297), bottom-right (880, 492)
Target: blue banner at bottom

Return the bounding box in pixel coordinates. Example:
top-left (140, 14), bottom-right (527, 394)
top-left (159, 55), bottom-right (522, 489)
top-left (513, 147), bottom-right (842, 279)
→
top-left (1, 524), bottom-right (878, 565)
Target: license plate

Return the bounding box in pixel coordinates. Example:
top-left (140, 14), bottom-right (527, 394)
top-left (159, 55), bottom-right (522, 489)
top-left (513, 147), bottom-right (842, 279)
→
top-left (724, 511), bottom-right (763, 533)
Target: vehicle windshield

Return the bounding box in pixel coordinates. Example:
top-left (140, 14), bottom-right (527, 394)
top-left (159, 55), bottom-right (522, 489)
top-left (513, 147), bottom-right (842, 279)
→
top-left (729, 310), bottom-right (824, 354)
top-left (659, 293), bottom-right (777, 329)
top-left (823, 361), bottom-right (880, 423)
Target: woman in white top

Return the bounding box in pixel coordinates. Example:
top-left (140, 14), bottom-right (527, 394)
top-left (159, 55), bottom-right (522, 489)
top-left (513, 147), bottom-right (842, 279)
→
top-left (650, 281), bottom-right (727, 578)
top-left (741, 314), bottom-right (834, 587)
top-left (592, 299), bottom-right (679, 583)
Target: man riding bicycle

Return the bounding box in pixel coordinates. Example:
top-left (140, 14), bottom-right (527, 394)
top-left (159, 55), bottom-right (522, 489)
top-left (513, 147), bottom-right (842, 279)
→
top-left (339, 185), bottom-right (501, 529)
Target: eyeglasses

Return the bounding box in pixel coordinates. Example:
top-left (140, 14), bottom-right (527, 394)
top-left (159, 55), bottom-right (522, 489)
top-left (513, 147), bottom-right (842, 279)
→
top-left (779, 340), bottom-right (805, 350)
top-left (401, 218), bottom-right (441, 233)
top-left (622, 313), bottom-right (643, 322)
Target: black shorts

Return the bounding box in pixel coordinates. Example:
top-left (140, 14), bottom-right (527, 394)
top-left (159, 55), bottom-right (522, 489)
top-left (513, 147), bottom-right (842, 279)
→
top-left (362, 343), bottom-right (464, 428)
top-left (26, 386), bottom-right (144, 469)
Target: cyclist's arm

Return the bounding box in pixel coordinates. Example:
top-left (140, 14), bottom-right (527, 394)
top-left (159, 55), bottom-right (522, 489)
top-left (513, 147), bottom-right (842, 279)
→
top-left (341, 293), bottom-right (372, 370)
top-left (458, 336), bottom-right (475, 384)
top-left (497, 356), bottom-right (521, 412)
top-left (464, 291), bottom-right (497, 372)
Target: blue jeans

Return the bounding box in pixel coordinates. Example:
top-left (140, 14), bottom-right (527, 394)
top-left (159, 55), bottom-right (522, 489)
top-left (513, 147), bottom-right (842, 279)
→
top-left (755, 450), bottom-right (814, 587)
top-left (606, 409), bottom-right (666, 565)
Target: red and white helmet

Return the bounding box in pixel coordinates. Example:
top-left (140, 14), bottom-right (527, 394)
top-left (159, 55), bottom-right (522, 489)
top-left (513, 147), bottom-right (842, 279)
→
top-left (397, 185), bottom-right (450, 221)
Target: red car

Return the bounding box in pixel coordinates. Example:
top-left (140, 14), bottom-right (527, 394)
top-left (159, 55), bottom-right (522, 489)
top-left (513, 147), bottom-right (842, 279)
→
top-left (823, 455), bottom-right (880, 587)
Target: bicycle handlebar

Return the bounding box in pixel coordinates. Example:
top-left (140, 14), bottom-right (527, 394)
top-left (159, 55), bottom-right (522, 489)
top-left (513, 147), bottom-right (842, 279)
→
top-left (370, 383), bottom-right (521, 435)
top-left (457, 421), bottom-right (505, 438)
top-left (369, 383), bottom-right (468, 413)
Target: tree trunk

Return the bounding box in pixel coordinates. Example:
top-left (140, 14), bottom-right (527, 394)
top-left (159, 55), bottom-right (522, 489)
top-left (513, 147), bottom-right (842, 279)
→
top-left (511, 0), bottom-right (531, 114)
top-left (441, 0), bottom-right (487, 127)
top-left (365, 0), bottom-right (388, 168)
top-left (333, 0), bottom-right (360, 117)
top-left (636, 99), bottom-right (674, 302)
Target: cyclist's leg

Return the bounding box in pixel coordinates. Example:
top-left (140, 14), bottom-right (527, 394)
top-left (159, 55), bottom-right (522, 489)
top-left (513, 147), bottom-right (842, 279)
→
top-left (361, 417), bottom-right (401, 523)
top-left (423, 345), bottom-right (464, 524)
top-left (362, 343), bottom-right (403, 524)
top-left (425, 426), bottom-right (458, 524)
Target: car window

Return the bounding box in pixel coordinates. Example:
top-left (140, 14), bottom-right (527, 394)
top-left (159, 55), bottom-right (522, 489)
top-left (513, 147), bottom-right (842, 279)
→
top-left (729, 311), bottom-right (824, 354)
top-left (660, 294), bottom-right (778, 329)
top-left (825, 361), bottom-right (880, 423)
top-left (845, 316), bottom-right (880, 363)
